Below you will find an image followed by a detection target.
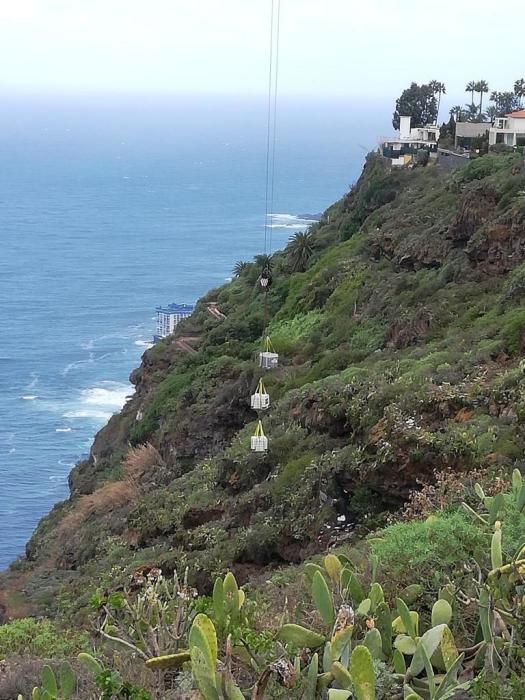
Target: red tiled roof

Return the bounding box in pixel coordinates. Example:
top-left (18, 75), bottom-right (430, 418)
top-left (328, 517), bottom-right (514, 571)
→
top-left (506, 109), bottom-right (525, 118)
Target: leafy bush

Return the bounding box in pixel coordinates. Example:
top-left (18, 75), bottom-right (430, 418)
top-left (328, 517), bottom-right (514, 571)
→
top-left (503, 262), bottom-right (525, 300)
top-left (271, 453), bottom-right (315, 498)
top-left (0, 618), bottom-right (89, 658)
top-left (371, 511), bottom-right (488, 592)
top-left (130, 369), bottom-right (194, 444)
top-left (269, 312), bottom-right (323, 356)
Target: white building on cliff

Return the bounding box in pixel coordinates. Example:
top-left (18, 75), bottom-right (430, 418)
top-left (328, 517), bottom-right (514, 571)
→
top-left (381, 116), bottom-right (440, 166)
top-left (488, 110), bottom-right (525, 148)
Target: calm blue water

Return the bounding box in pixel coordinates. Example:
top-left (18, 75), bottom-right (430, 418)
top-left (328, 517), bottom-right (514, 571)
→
top-left (0, 93), bottom-right (389, 569)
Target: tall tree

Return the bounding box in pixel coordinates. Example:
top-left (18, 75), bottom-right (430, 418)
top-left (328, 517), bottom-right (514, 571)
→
top-left (475, 80), bottom-right (489, 117)
top-left (464, 103), bottom-right (480, 121)
top-left (485, 105), bottom-right (498, 123)
top-left (450, 105), bottom-right (463, 122)
top-left (392, 82), bottom-right (438, 130)
top-left (514, 78), bottom-right (525, 107)
top-left (429, 80), bottom-right (446, 123)
top-left (286, 231), bottom-right (316, 273)
top-left (490, 91), bottom-right (521, 116)
top-left (232, 261), bottom-right (249, 277)
top-left (254, 253), bottom-right (273, 270)
top-left (440, 114), bottom-right (456, 141)
top-left (465, 81), bottom-right (476, 107)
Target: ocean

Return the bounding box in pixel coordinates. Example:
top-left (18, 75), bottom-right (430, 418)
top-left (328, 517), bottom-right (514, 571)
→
top-left (0, 92), bottom-right (389, 569)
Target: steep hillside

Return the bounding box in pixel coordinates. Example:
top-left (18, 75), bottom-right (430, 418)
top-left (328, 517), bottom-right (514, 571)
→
top-left (3, 151), bottom-right (525, 620)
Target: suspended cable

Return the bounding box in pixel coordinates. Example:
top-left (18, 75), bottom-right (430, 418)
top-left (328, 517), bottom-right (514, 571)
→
top-left (268, 0), bottom-right (281, 256)
top-left (263, 0), bottom-right (276, 257)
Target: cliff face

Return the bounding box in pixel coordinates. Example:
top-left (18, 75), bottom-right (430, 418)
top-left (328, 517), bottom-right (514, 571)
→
top-left (4, 152), bottom-right (525, 618)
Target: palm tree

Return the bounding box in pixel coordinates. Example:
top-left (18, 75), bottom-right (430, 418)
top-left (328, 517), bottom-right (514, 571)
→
top-left (254, 253), bottom-right (273, 271)
top-left (514, 78), bottom-right (525, 107)
top-left (450, 105), bottom-right (463, 122)
top-left (466, 81), bottom-right (476, 107)
top-left (485, 105), bottom-right (498, 123)
top-left (232, 260), bottom-right (249, 277)
top-left (464, 103), bottom-right (479, 121)
top-left (429, 80), bottom-right (446, 124)
top-left (475, 80), bottom-right (489, 117)
top-left (286, 231), bottom-right (315, 272)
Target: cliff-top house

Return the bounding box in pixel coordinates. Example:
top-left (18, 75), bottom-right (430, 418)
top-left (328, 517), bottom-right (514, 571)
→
top-left (381, 115), bottom-right (440, 166)
top-left (488, 110), bottom-right (525, 148)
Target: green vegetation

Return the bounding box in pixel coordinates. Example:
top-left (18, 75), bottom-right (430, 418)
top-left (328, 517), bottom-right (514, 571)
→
top-left (392, 82), bottom-right (439, 130)
top-left (11, 471), bottom-right (525, 698)
top-left (0, 618), bottom-right (89, 659)
top-left (286, 231), bottom-right (317, 272)
top-left (3, 151), bottom-right (525, 696)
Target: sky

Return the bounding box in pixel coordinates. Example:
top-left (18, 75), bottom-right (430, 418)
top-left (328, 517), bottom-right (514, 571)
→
top-left (0, 0), bottom-right (523, 103)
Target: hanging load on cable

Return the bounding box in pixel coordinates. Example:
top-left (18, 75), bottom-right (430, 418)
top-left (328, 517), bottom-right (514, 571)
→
top-left (251, 420), bottom-right (268, 453)
top-left (259, 336), bottom-right (278, 370)
top-left (259, 265), bottom-right (273, 289)
top-left (251, 378), bottom-right (270, 410)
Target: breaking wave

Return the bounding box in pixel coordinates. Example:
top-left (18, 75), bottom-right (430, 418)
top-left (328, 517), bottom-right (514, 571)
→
top-left (267, 213), bottom-right (318, 230)
top-left (62, 382), bottom-right (133, 424)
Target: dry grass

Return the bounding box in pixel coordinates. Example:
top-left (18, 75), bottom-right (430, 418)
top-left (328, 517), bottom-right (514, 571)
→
top-left (0, 586), bottom-right (32, 622)
top-left (58, 481), bottom-right (138, 537)
top-left (57, 443), bottom-right (163, 538)
top-left (122, 442), bottom-right (164, 486)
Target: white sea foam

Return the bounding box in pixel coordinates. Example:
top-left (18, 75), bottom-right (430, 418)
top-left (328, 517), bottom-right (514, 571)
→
top-left (82, 384), bottom-right (131, 407)
top-left (267, 213), bottom-right (317, 231)
top-left (55, 427), bottom-right (72, 433)
top-left (268, 223), bottom-right (308, 230)
top-left (134, 340), bottom-right (153, 348)
top-left (21, 395), bottom-right (37, 400)
top-left (81, 339), bottom-right (95, 350)
top-left (61, 381), bottom-right (132, 424)
top-left (27, 372), bottom-right (39, 389)
top-left (272, 213), bottom-right (302, 221)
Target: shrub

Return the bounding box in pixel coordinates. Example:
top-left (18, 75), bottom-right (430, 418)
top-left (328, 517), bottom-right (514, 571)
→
top-left (269, 312), bottom-right (323, 356)
top-left (499, 307), bottom-right (525, 353)
top-left (130, 370), bottom-right (194, 444)
top-left (0, 618), bottom-right (89, 658)
top-left (272, 453), bottom-right (315, 499)
top-left (370, 510), bottom-right (488, 592)
top-left (503, 262), bottom-right (525, 300)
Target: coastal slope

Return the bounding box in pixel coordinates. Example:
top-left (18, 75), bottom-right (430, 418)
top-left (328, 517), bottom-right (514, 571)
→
top-left (4, 151), bottom-right (525, 617)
